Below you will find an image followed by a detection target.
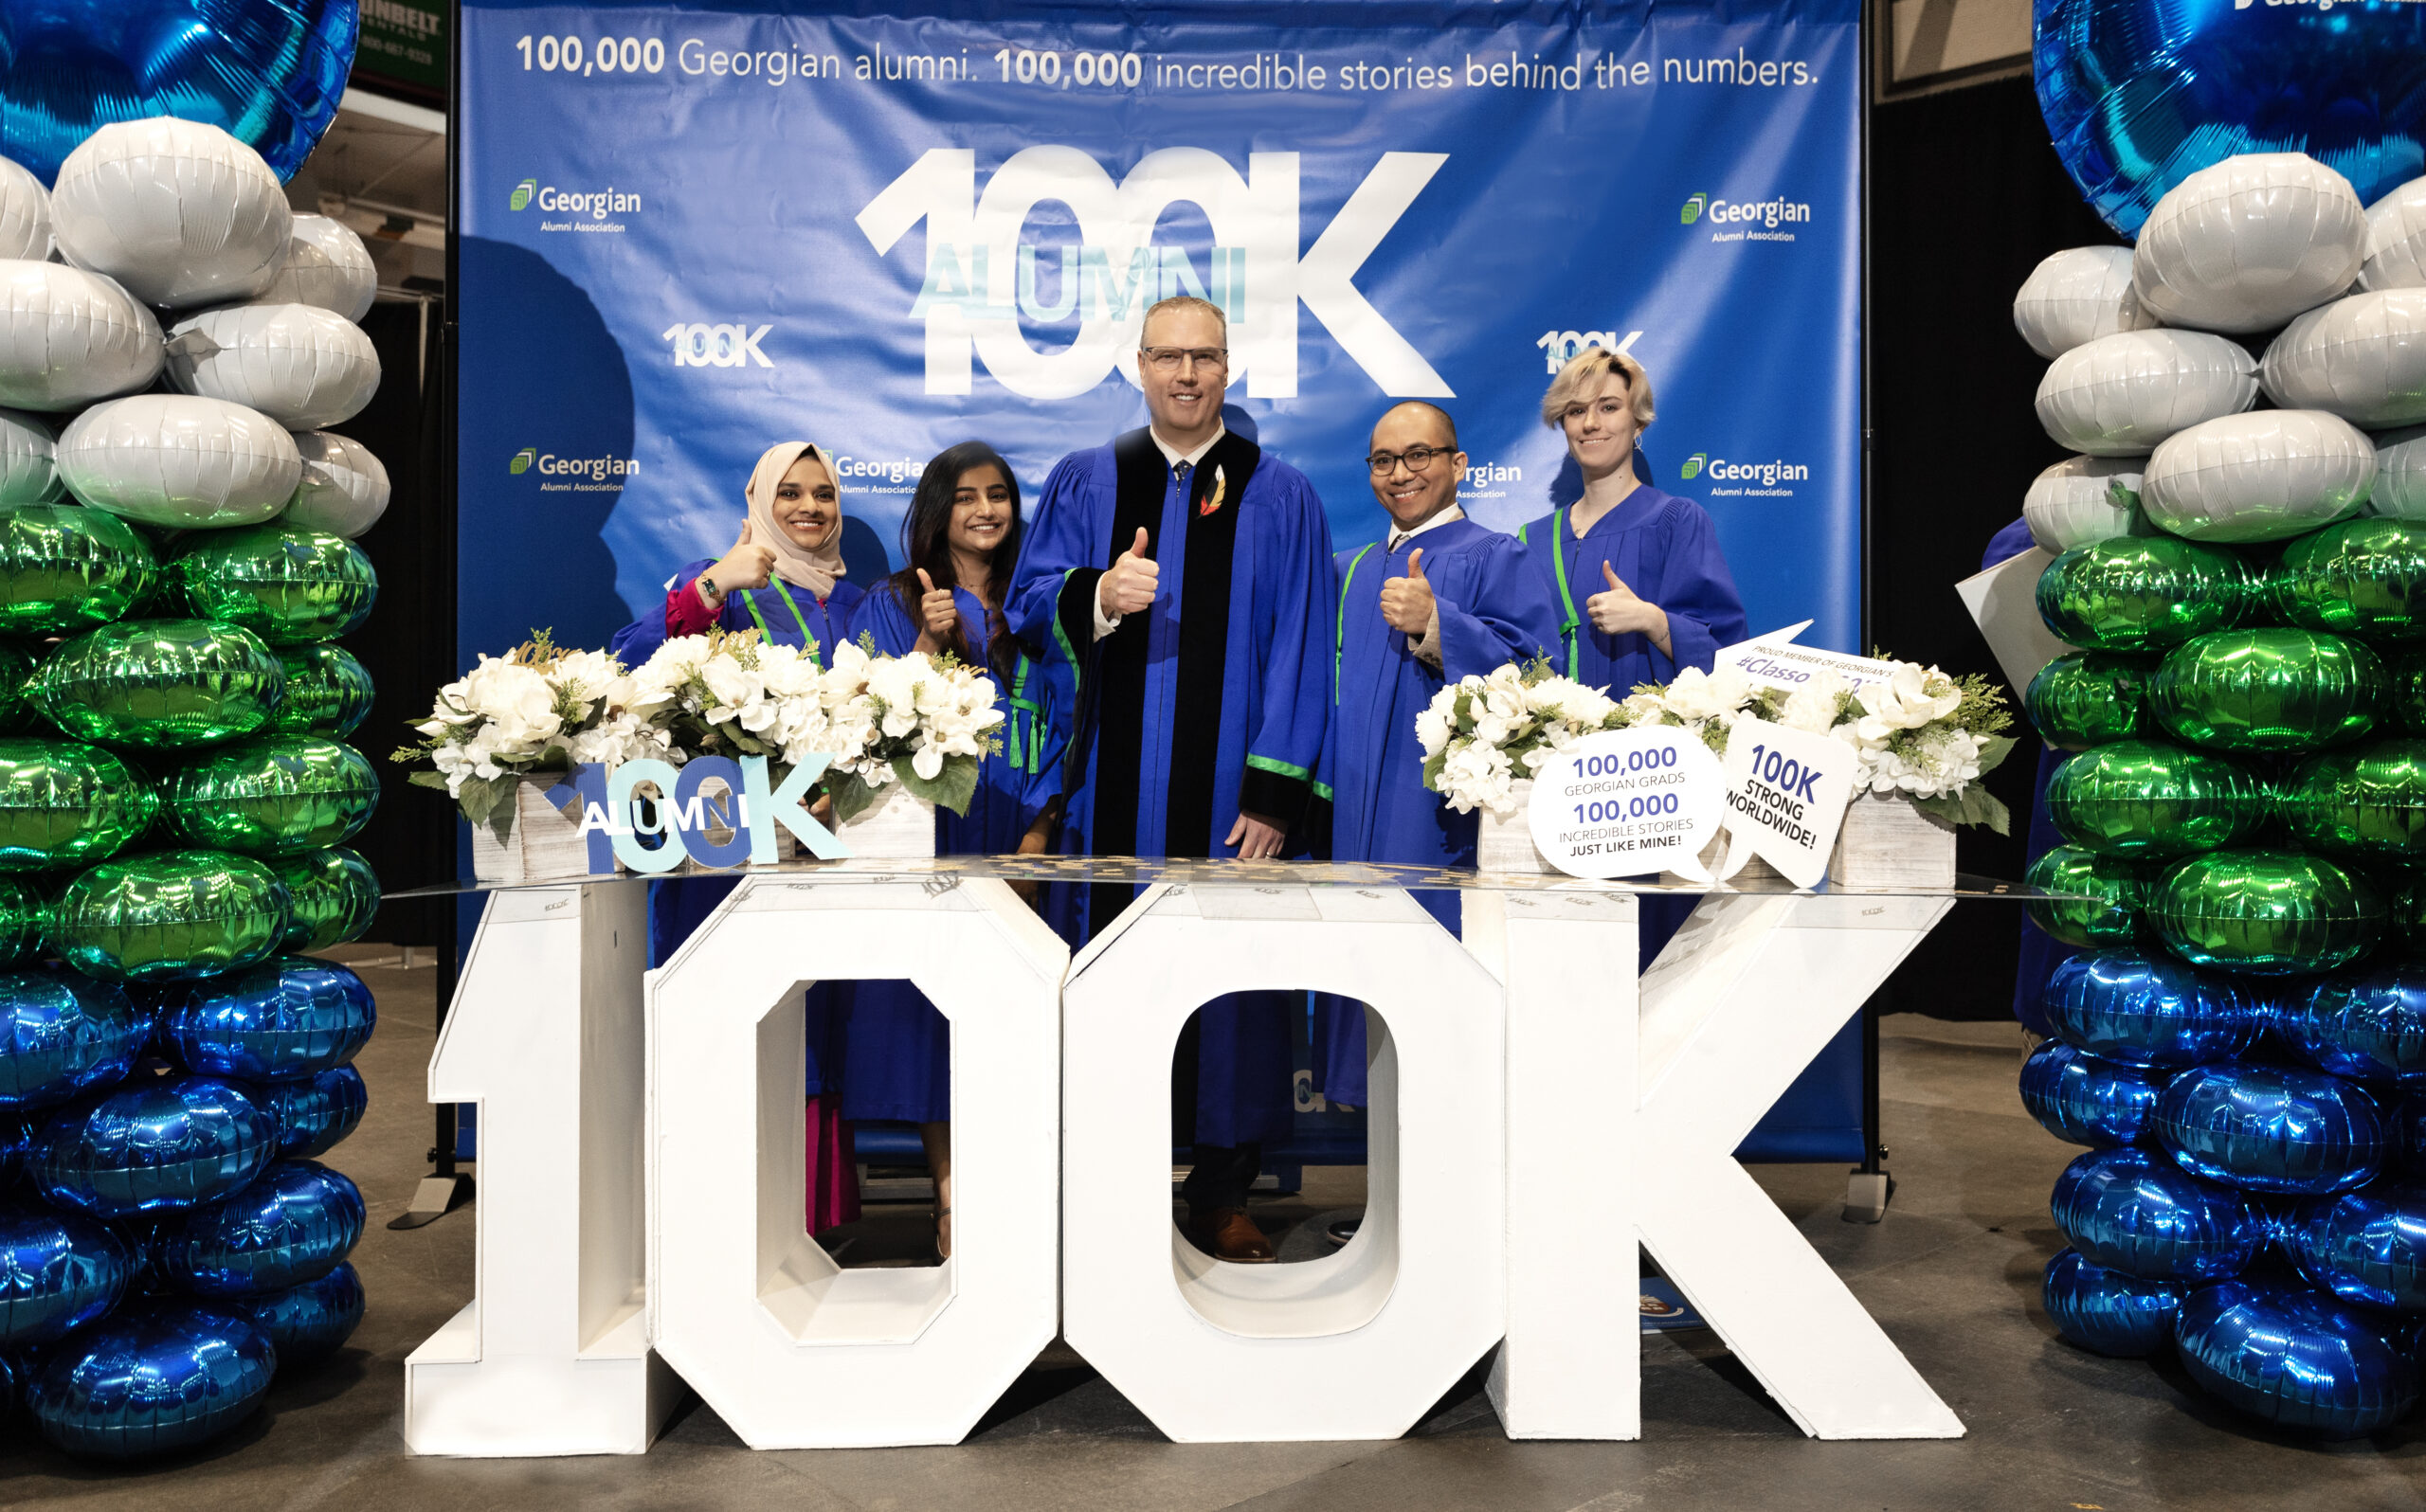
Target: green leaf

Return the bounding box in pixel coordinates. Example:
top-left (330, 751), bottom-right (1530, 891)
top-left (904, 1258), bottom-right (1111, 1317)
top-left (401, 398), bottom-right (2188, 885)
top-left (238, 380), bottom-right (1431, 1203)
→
top-left (893, 753), bottom-right (980, 816)
top-left (1421, 750), bottom-right (1448, 794)
top-left (455, 774), bottom-right (529, 846)
top-left (407, 771), bottom-right (450, 792)
top-left (826, 769), bottom-right (877, 824)
top-left (1973, 732), bottom-right (2018, 779)
top-left (1911, 785), bottom-right (2011, 837)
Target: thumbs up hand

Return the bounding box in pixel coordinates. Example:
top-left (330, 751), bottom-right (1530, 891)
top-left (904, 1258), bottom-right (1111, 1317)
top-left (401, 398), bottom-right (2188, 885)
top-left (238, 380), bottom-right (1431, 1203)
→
top-left (1378, 546), bottom-right (1436, 634)
top-left (914, 568), bottom-right (959, 654)
top-left (1585, 560), bottom-right (1672, 652)
top-left (1098, 526), bottom-right (1161, 618)
top-left (705, 518), bottom-right (777, 599)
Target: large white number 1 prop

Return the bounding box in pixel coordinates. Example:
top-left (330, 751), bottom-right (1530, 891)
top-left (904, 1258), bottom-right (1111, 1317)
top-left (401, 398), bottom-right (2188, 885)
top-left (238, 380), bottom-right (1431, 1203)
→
top-left (405, 886), bottom-right (677, 1456)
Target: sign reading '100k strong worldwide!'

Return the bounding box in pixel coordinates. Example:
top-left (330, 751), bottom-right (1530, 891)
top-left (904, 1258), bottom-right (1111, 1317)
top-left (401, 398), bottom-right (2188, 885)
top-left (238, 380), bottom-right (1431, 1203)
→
top-left (456, 0), bottom-right (1861, 674)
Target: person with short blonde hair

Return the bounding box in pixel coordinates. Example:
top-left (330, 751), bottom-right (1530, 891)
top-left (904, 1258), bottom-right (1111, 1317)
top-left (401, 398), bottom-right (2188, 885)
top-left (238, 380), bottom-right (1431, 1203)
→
top-left (1515, 348), bottom-right (1747, 970)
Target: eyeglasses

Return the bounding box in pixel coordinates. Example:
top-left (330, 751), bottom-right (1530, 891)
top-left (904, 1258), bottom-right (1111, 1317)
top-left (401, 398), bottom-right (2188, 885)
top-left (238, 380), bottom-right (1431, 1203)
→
top-left (1366, 445), bottom-right (1455, 477)
top-left (1141, 347), bottom-right (1229, 373)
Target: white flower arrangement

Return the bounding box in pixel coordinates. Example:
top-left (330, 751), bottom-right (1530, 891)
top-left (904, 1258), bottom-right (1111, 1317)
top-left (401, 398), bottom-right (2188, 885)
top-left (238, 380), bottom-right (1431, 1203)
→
top-left (395, 631), bottom-right (675, 841)
top-left (1616, 658), bottom-right (2018, 832)
top-left (814, 635), bottom-right (1005, 819)
top-left (1417, 660), bottom-right (1627, 819)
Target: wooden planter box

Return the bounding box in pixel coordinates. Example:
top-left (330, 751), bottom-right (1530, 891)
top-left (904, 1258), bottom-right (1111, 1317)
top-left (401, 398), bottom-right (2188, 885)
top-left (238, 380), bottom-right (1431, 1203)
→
top-left (1475, 779), bottom-right (1548, 874)
top-left (836, 780), bottom-right (936, 859)
top-left (469, 781), bottom-right (595, 884)
top-left (1828, 791), bottom-right (1958, 890)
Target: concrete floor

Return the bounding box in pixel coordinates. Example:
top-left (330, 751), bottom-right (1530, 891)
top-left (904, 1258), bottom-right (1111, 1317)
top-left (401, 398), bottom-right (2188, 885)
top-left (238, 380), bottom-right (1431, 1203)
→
top-left (6, 961), bottom-right (2423, 1510)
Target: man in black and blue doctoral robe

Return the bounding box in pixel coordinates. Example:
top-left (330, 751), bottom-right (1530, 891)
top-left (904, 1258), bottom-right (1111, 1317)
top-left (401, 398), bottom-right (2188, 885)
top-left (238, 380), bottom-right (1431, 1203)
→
top-left (1009, 296), bottom-right (1332, 1264)
top-left (1313, 402), bottom-right (1557, 1109)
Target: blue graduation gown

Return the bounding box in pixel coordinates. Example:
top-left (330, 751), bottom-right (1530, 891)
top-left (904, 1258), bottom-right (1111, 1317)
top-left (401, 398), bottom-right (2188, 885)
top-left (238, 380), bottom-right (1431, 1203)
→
top-left (833, 583), bottom-right (1067, 1123)
top-left (609, 564), bottom-right (867, 1097)
top-left (1982, 517), bottom-right (2067, 1035)
top-left (1009, 427), bottom-right (1332, 1147)
top-left (1515, 488), bottom-right (1747, 971)
top-left (1314, 518), bottom-right (1558, 1106)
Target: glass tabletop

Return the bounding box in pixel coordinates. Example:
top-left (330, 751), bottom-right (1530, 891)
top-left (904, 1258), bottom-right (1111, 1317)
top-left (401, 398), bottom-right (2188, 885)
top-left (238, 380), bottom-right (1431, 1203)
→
top-left (385, 855), bottom-right (2065, 901)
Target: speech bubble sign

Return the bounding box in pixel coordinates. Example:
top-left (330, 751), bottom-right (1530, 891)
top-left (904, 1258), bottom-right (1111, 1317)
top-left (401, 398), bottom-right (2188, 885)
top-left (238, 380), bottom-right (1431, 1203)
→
top-left (1526, 727), bottom-right (1725, 882)
top-left (1716, 716), bottom-right (1857, 890)
top-left (1717, 626), bottom-right (1900, 694)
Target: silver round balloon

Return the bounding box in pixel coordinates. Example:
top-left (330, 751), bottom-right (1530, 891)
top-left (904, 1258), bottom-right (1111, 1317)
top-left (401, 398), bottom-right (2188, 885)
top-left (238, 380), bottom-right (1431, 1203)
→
top-left (0, 408), bottom-right (61, 506)
top-left (2132, 153), bottom-right (2368, 333)
top-left (2015, 246), bottom-right (2156, 360)
top-left (58, 395), bottom-right (301, 530)
top-left (2036, 330), bottom-right (2259, 457)
top-left (0, 261), bottom-right (164, 412)
top-left (2140, 410), bottom-right (2378, 543)
top-left (2026, 455), bottom-right (2148, 553)
top-left (164, 304), bottom-right (379, 431)
top-left (2362, 176), bottom-right (2426, 293)
top-left (284, 432), bottom-right (389, 539)
top-left (49, 119), bottom-right (291, 312)
top-left (2373, 424), bottom-right (2426, 522)
top-left (2262, 291), bottom-right (2426, 430)
top-left (258, 215), bottom-right (375, 324)
top-left (0, 156), bottom-right (48, 263)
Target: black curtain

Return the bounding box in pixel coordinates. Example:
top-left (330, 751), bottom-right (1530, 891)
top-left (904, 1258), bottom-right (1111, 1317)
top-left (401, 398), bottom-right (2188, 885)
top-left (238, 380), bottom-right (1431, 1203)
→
top-left (1868, 76), bottom-right (2116, 1018)
top-left (332, 296), bottom-right (456, 946)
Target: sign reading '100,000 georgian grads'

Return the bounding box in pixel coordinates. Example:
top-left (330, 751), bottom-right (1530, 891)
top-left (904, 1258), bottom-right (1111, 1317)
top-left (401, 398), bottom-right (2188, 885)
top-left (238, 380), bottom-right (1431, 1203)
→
top-left (456, 0), bottom-right (1864, 681)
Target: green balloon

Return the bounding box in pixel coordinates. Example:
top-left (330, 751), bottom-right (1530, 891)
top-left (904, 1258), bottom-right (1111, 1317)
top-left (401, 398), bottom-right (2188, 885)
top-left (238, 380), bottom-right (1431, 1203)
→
top-left (2044, 739), bottom-right (2270, 858)
top-left (164, 736), bottom-right (379, 856)
top-left (2272, 517), bottom-right (2426, 642)
top-left (2280, 738), bottom-right (2426, 857)
top-left (2025, 845), bottom-right (2149, 947)
top-left (174, 525), bottom-right (376, 645)
top-left (50, 848), bottom-right (292, 981)
top-left (2149, 850), bottom-right (2382, 976)
top-left (270, 644), bottom-right (375, 738)
top-left (2146, 628), bottom-right (2383, 751)
top-left (265, 846), bottom-right (379, 951)
top-left (2037, 535), bottom-right (2254, 654)
top-left (0, 639), bottom-right (43, 733)
top-left (0, 875), bottom-right (44, 964)
top-left (33, 619), bottom-right (285, 749)
top-left (0, 501), bottom-right (154, 635)
top-left (2386, 873), bottom-right (2426, 955)
top-left (0, 737), bottom-right (157, 871)
top-left (2391, 649), bottom-right (2426, 735)
top-left (2026, 652), bottom-right (2155, 750)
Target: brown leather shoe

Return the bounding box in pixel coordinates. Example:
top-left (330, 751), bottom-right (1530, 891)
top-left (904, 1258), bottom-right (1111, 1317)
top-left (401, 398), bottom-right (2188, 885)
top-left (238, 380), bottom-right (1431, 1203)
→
top-left (1188, 1206), bottom-right (1276, 1263)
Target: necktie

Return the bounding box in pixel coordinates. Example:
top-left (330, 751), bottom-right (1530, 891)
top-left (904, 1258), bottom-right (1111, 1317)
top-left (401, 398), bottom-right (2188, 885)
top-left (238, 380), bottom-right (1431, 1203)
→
top-left (1174, 459), bottom-right (1192, 485)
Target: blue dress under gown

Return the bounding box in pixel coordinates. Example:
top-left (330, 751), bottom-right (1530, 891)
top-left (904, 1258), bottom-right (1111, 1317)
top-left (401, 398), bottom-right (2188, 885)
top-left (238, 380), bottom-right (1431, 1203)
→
top-left (1513, 487), bottom-right (1748, 970)
top-left (607, 562), bottom-right (866, 1094)
top-left (825, 582), bottom-right (1065, 1124)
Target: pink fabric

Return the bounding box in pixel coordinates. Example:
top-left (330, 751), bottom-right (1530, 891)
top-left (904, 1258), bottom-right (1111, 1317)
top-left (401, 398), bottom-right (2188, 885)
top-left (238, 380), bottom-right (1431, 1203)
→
top-left (664, 576), bottom-right (720, 638)
top-left (805, 1094), bottom-right (861, 1234)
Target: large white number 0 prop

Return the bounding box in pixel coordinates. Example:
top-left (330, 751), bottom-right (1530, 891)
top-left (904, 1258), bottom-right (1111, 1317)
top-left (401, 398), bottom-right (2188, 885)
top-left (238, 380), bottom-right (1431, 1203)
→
top-left (647, 876), bottom-right (1066, 1448)
top-left (406, 887), bottom-right (677, 1456)
top-left (1061, 884), bottom-right (1506, 1442)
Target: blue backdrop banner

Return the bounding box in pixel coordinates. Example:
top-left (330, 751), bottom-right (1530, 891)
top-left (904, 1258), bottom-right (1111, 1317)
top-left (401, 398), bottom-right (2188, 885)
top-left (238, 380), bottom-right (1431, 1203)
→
top-left (457, 0), bottom-right (1862, 666)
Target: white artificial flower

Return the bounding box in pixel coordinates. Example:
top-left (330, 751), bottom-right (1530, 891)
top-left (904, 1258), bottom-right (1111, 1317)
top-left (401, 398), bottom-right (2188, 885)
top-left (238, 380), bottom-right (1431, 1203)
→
top-left (697, 656), bottom-right (765, 724)
top-left (1777, 670), bottom-right (1851, 735)
top-left (1415, 700), bottom-right (1453, 757)
top-left (1659, 667), bottom-right (1735, 722)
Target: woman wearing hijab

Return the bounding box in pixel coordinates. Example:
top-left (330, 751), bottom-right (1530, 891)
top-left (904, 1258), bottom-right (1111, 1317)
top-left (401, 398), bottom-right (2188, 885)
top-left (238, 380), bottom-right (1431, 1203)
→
top-left (844, 441), bottom-right (1065, 1258)
top-left (607, 441), bottom-right (868, 1234)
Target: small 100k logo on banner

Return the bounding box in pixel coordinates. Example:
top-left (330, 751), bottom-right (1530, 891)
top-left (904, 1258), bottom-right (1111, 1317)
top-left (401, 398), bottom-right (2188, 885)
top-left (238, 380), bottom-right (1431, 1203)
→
top-left (662, 321), bottom-right (775, 368)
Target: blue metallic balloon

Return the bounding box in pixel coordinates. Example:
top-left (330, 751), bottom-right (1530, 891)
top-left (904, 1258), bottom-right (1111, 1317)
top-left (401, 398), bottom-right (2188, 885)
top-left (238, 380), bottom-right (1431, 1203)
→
top-left (2175, 1281), bottom-right (2421, 1438)
top-left (0, 1107), bottom-right (26, 1183)
top-left (2035, 0), bottom-right (2426, 238)
top-left (2395, 1095), bottom-right (2426, 1179)
top-left (30, 1073), bottom-right (273, 1217)
top-left (0, 968), bottom-right (141, 1111)
top-left (27, 1300), bottom-right (276, 1459)
top-left (2020, 1039), bottom-right (2170, 1148)
top-left (2285, 969), bottom-right (2426, 1089)
top-left (0, 3), bottom-right (359, 186)
top-left (2156, 1063), bottom-right (2386, 1195)
top-left (0, 1202), bottom-right (126, 1345)
top-left (2044, 1246), bottom-right (2192, 1357)
top-left (164, 956), bottom-right (372, 1084)
top-left (2290, 1184), bottom-right (2426, 1313)
top-left (2041, 949), bottom-right (2264, 1069)
top-left (2052, 1145), bottom-right (2261, 1281)
top-left (250, 1062), bottom-right (364, 1159)
top-left (161, 1158), bottom-right (360, 1297)
top-left (238, 1258), bottom-right (359, 1367)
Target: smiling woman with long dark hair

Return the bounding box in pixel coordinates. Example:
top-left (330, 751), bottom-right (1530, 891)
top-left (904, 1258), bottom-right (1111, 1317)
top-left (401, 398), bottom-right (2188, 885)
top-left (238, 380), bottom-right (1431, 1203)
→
top-left (834, 440), bottom-right (1064, 1258)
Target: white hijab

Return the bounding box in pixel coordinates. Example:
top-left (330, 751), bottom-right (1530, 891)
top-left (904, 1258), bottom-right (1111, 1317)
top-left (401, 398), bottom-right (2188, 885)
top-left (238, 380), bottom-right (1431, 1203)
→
top-left (744, 441), bottom-right (846, 599)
